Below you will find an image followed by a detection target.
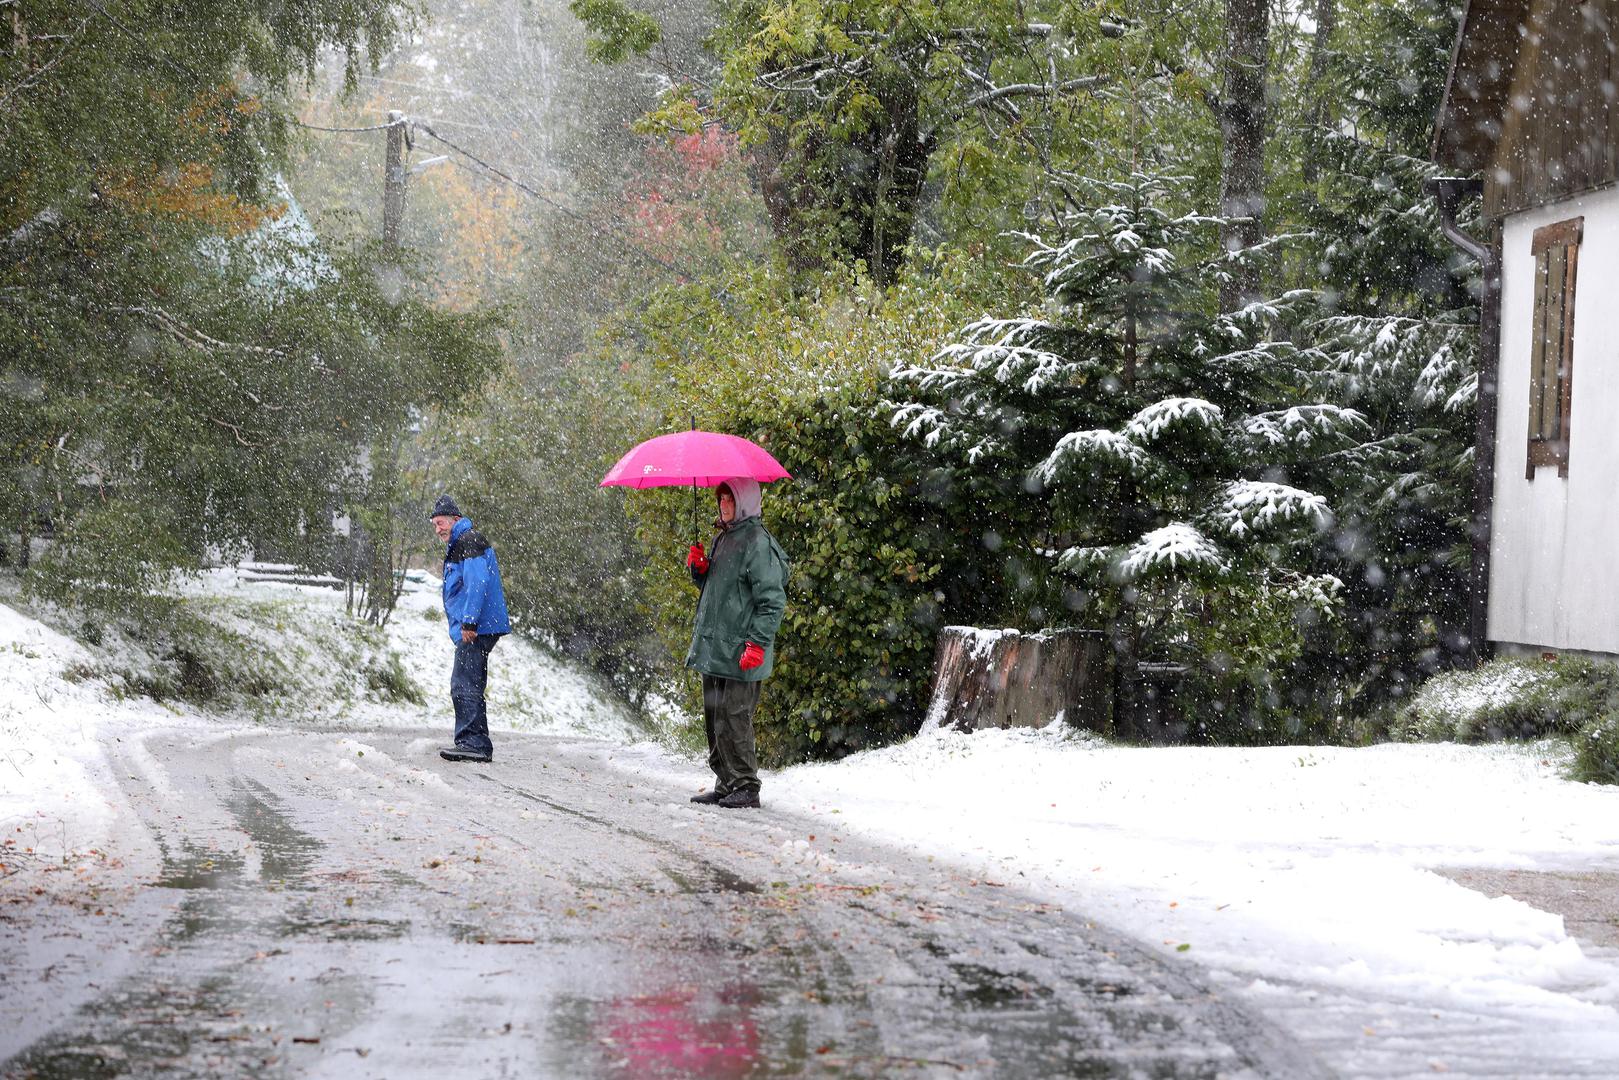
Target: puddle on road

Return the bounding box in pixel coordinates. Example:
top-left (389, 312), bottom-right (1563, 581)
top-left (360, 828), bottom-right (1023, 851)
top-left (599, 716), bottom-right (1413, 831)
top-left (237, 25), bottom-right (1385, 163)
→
top-left (278, 913), bottom-right (411, 942)
top-left (948, 961), bottom-right (1056, 1008)
top-left (150, 777), bottom-right (320, 892)
top-left (229, 778), bottom-right (321, 885)
top-left (5, 963), bottom-right (274, 1080)
top-left (552, 981), bottom-right (775, 1080)
top-left (151, 845), bottom-right (245, 891)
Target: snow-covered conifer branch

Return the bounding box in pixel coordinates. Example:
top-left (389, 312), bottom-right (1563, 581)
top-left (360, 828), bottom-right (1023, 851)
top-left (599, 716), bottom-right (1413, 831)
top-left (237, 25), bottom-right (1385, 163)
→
top-left (1210, 480), bottom-right (1330, 539)
top-left (1240, 405), bottom-right (1368, 450)
top-left (1125, 397), bottom-right (1223, 442)
top-left (1118, 523), bottom-right (1229, 580)
top-left (1032, 429), bottom-right (1151, 485)
top-left (1055, 544), bottom-right (1117, 576)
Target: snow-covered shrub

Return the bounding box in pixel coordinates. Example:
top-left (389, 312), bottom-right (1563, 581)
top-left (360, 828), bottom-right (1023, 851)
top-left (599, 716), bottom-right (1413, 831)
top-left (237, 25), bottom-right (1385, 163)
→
top-left (885, 172), bottom-right (1359, 740)
top-left (23, 586), bottom-right (422, 715)
top-left (1573, 716), bottom-right (1619, 786)
top-left (24, 501), bottom-right (194, 626)
top-left (1393, 658), bottom-right (1619, 744)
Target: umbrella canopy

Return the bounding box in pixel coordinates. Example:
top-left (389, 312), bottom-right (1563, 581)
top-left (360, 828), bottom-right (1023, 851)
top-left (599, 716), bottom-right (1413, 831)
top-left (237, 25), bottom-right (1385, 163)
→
top-left (599, 430), bottom-right (791, 490)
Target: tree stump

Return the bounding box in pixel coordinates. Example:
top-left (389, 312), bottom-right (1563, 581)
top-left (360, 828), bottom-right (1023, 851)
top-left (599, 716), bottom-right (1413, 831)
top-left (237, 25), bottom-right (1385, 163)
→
top-left (923, 627), bottom-right (1112, 735)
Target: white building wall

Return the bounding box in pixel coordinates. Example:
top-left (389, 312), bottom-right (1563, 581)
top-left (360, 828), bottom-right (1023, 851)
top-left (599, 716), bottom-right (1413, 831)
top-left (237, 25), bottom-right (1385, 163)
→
top-left (1489, 184), bottom-right (1619, 654)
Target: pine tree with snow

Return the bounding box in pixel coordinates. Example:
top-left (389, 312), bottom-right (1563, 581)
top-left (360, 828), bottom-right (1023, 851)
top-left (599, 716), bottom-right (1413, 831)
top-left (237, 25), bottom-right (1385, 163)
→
top-left (888, 171), bottom-right (1362, 734)
top-left (1280, 0), bottom-right (1479, 704)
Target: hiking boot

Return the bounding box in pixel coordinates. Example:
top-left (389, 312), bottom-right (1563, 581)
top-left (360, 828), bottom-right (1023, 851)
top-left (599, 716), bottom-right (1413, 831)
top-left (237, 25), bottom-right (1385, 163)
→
top-left (717, 788), bottom-right (760, 809)
top-left (689, 789), bottom-right (725, 805)
top-left (440, 745), bottom-right (492, 763)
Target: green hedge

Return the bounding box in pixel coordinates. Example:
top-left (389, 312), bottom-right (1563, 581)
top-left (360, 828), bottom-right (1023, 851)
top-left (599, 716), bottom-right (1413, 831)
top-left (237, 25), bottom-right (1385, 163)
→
top-left (625, 259), bottom-right (1027, 762)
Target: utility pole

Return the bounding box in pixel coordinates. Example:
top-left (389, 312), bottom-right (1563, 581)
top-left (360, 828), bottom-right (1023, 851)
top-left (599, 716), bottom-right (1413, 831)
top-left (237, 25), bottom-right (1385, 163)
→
top-left (382, 110), bottom-right (408, 252)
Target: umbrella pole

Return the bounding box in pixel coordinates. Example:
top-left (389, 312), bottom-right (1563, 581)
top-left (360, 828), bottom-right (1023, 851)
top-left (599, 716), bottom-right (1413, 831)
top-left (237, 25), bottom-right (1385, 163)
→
top-left (690, 414), bottom-right (698, 544)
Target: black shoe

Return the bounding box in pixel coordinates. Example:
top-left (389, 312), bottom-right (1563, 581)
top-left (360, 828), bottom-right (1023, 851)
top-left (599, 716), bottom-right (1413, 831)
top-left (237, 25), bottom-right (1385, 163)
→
top-left (440, 745), bottom-right (492, 763)
top-left (717, 788), bottom-right (760, 809)
top-left (690, 789), bottom-right (725, 805)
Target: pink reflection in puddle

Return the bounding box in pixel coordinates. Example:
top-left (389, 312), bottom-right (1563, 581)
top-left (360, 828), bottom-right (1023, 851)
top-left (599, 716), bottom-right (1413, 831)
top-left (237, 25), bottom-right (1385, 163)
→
top-left (598, 983), bottom-right (761, 1078)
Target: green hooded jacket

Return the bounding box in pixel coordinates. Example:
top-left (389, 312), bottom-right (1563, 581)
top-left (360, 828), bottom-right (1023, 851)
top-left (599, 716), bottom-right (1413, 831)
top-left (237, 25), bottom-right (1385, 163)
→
top-left (686, 480), bottom-right (789, 682)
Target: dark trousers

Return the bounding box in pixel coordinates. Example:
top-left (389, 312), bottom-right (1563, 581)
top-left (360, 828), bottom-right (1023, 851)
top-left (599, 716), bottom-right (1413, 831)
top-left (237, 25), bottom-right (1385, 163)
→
top-left (702, 674), bottom-right (761, 794)
top-left (450, 634), bottom-right (500, 755)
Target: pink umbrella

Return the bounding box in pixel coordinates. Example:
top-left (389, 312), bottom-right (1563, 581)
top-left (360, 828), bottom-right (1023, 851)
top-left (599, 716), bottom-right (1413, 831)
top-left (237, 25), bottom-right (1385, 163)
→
top-left (599, 430), bottom-right (791, 490)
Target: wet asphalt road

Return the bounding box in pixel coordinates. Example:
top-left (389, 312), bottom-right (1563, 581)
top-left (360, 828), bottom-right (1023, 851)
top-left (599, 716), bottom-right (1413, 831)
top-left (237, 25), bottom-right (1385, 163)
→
top-left (1, 728), bottom-right (1326, 1079)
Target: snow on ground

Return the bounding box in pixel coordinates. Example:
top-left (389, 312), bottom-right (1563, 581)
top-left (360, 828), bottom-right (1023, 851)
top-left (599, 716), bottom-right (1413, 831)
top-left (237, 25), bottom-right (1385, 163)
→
top-left (0, 597), bottom-right (142, 870)
top-left (9, 563), bottom-right (1619, 1073)
top-left (605, 722), bottom-right (1619, 1073)
top-left (0, 564), bottom-right (640, 880)
top-left (174, 566), bottom-right (643, 739)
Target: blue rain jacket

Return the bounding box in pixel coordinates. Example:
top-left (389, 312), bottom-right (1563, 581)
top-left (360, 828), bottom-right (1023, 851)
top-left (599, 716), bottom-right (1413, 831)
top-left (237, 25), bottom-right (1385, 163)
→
top-left (441, 517), bottom-right (511, 641)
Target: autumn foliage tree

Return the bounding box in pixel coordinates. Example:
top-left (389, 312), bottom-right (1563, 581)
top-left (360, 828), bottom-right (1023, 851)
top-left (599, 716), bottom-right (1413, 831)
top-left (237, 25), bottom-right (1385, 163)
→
top-left (1, 0), bottom-right (499, 609)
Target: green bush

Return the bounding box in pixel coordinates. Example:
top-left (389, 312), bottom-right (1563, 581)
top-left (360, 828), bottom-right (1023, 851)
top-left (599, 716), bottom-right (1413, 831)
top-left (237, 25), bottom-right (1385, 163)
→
top-left (1573, 716), bottom-right (1619, 785)
top-left (365, 652), bottom-right (425, 705)
top-left (625, 259), bottom-right (1023, 763)
top-left (25, 501), bottom-right (195, 624)
top-left (1393, 656), bottom-right (1619, 744)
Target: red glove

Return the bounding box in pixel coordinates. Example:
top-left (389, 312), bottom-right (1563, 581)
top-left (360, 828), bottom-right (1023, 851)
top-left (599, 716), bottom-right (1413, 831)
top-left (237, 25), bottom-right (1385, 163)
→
top-left (686, 543), bottom-right (709, 573)
top-left (739, 641), bottom-right (765, 671)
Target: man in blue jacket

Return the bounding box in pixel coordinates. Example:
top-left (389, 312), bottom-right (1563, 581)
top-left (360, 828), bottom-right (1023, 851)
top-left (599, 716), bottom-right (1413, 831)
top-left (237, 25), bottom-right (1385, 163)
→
top-left (429, 495), bottom-right (511, 763)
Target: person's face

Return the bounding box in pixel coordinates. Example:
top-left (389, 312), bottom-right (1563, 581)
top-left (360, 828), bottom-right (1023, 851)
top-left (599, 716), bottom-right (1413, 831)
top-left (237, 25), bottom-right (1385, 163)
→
top-left (431, 514), bottom-right (458, 541)
top-left (718, 490), bottom-right (736, 524)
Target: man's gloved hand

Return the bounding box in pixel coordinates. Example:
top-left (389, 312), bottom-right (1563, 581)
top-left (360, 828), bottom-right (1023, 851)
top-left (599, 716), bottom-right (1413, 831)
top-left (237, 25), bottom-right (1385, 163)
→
top-left (739, 641), bottom-right (765, 671)
top-left (686, 543), bottom-right (709, 573)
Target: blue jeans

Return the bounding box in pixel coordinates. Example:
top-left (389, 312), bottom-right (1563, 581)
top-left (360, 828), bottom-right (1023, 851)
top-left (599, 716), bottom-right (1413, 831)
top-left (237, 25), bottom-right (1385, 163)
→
top-left (450, 634), bottom-right (500, 755)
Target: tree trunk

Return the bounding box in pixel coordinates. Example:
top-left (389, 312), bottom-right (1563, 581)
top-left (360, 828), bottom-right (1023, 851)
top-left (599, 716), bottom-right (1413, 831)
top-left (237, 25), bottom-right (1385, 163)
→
top-left (748, 71), bottom-right (933, 284)
top-left (10, 5), bottom-right (26, 66)
top-left (1218, 0), bottom-right (1271, 311)
top-left (925, 626), bottom-right (1112, 734)
top-left (1301, 0), bottom-right (1337, 185)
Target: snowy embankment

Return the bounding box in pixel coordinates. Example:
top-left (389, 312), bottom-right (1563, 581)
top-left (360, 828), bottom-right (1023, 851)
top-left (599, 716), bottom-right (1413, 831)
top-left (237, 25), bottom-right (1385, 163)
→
top-left (0, 565), bottom-right (641, 879)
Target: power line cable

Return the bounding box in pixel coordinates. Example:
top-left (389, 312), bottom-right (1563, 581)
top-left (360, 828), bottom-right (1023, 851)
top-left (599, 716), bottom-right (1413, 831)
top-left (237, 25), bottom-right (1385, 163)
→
top-left (412, 120), bottom-right (688, 279)
top-left (75, 0), bottom-right (706, 288)
top-left (288, 118), bottom-right (399, 133)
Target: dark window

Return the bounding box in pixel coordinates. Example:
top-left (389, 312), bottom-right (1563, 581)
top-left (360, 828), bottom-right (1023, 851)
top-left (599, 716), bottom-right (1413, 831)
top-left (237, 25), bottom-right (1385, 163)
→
top-left (1526, 217), bottom-right (1581, 479)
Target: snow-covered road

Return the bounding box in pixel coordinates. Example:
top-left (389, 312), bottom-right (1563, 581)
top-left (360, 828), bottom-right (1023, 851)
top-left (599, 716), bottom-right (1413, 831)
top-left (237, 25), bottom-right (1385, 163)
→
top-left (1, 725), bottom-right (1316, 1078)
top-left (7, 568), bottom-right (1619, 1077)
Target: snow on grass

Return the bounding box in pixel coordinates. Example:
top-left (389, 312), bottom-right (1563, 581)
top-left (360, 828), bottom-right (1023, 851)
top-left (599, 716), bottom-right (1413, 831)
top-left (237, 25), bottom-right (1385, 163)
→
top-left (170, 567), bottom-right (643, 740)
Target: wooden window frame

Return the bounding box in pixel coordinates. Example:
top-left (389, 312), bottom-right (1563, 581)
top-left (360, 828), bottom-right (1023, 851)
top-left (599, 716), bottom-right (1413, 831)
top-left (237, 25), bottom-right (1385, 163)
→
top-left (1526, 216), bottom-right (1582, 479)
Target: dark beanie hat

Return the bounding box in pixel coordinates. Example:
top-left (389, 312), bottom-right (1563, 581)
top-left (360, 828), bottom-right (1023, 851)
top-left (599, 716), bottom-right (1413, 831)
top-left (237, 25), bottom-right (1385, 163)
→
top-left (429, 494), bottom-right (462, 519)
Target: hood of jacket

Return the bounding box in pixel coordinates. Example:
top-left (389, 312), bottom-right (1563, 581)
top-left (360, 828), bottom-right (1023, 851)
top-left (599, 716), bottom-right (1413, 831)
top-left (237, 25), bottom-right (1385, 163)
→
top-left (717, 477), bottom-right (763, 528)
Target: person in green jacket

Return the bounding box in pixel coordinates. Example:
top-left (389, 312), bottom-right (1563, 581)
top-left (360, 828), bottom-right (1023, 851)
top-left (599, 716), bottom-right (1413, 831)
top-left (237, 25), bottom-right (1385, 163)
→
top-left (684, 477), bottom-right (789, 809)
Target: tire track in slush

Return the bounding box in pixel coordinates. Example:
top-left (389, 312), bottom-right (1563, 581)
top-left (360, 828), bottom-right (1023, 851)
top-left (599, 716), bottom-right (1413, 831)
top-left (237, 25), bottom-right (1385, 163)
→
top-left (3, 729), bottom-right (1328, 1078)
